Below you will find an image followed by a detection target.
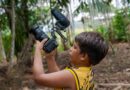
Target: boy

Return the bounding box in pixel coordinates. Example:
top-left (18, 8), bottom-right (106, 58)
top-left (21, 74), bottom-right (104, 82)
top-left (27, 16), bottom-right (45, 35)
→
top-left (33, 31), bottom-right (109, 90)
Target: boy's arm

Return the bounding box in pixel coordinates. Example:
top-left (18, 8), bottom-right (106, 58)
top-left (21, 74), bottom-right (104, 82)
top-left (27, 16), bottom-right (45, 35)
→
top-left (35, 70), bottom-right (76, 89)
top-left (33, 39), bottom-right (76, 89)
top-left (33, 40), bottom-right (45, 76)
top-left (45, 49), bottom-right (60, 72)
top-left (33, 39), bottom-right (59, 75)
top-left (45, 54), bottom-right (60, 72)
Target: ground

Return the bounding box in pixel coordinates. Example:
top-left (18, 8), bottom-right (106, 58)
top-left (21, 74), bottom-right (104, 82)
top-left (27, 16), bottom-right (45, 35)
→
top-left (0, 43), bottom-right (130, 90)
top-left (94, 43), bottom-right (130, 90)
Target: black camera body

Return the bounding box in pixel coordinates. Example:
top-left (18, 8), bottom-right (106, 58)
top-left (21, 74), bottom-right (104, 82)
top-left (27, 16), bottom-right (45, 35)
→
top-left (30, 8), bottom-right (70, 53)
top-left (30, 25), bottom-right (58, 53)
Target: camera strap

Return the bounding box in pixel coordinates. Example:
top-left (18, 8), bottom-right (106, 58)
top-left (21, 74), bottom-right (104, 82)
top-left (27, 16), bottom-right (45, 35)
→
top-left (50, 0), bottom-right (55, 29)
top-left (49, 0), bottom-right (63, 39)
top-left (49, 0), bottom-right (68, 43)
top-left (50, 0), bottom-right (57, 39)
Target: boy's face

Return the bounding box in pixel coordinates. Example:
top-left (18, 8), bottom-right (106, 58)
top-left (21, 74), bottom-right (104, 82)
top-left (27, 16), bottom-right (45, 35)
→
top-left (69, 42), bottom-right (81, 65)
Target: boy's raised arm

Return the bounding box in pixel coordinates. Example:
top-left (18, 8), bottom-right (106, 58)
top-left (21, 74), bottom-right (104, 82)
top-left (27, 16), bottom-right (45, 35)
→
top-left (32, 39), bottom-right (76, 89)
top-left (33, 40), bottom-right (46, 76)
top-left (45, 51), bottom-right (60, 72)
top-left (33, 70), bottom-right (76, 89)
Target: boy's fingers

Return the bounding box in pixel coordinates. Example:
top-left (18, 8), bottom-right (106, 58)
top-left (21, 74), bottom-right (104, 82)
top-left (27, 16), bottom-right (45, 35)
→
top-left (35, 40), bottom-right (40, 44)
top-left (41, 38), bottom-right (48, 44)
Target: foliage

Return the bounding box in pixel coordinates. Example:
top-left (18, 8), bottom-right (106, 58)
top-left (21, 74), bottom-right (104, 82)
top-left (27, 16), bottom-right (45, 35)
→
top-left (111, 9), bottom-right (130, 41)
top-left (15, 21), bottom-right (27, 54)
top-left (121, 0), bottom-right (130, 5)
top-left (96, 25), bottom-right (109, 40)
top-left (73, 0), bottom-right (112, 15)
top-left (74, 1), bottom-right (89, 14)
top-left (92, 0), bottom-right (111, 13)
top-left (1, 28), bottom-right (11, 58)
top-left (14, 2), bottom-right (37, 55)
top-left (50, 0), bottom-right (69, 8)
top-left (57, 0), bottom-right (69, 7)
top-left (1, 0), bottom-right (130, 59)
top-left (0, 0), bottom-right (70, 57)
top-left (0, 11), bottom-right (11, 57)
top-left (0, 13), bottom-right (8, 30)
top-left (57, 43), bottom-right (64, 52)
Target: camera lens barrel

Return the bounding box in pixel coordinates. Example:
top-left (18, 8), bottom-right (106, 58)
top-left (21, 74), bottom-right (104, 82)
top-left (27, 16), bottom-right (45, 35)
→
top-left (51, 9), bottom-right (70, 30)
top-left (43, 39), bottom-right (58, 53)
top-left (30, 26), bottom-right (49, 41)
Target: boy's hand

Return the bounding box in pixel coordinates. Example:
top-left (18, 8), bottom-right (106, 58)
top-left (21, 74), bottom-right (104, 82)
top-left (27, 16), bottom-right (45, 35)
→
top-left (35, 38), bottom-right (56, 60)
top-left (45, 49), bottom-right (56, 60)
top-left (35, 39), bottom-right (48, 51)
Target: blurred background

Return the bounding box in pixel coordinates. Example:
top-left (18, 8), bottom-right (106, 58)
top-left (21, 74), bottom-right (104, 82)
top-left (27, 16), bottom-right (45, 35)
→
top-left (0, 0), bottom-right (130, 90)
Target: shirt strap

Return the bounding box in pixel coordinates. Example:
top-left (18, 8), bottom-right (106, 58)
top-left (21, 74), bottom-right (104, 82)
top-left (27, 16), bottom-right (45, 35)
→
top-left (65, 67), bottom-right (80, 90)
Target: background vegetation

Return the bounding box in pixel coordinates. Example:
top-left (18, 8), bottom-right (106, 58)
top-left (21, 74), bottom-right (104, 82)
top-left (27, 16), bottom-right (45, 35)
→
top-left (0, 0), bottom-right (130, 89)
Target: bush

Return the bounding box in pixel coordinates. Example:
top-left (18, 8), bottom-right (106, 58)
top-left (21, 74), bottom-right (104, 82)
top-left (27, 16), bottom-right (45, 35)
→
top-left (96, 25), bottom-right (109, 40)
top-left (111, 9), bottom-right (130, 42)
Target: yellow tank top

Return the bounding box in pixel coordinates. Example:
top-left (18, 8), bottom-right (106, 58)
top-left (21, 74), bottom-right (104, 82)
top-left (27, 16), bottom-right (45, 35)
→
top-left (55, 67), bottom-right (94, 90)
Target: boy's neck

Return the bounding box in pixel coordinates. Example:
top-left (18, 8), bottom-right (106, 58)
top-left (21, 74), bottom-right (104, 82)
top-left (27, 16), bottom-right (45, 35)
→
top-left (78, 60), bottom-right (91, 67)
top-left (72, 63), bottom-right (91, 68)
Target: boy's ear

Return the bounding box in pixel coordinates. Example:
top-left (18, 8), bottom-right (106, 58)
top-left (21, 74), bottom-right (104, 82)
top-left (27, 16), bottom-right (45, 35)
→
top-left (80, 53), bottom-right (88, 61)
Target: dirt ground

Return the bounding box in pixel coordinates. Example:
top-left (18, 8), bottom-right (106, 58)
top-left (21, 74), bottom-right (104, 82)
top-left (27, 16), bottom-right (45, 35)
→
top-left (0, 43), bottom-right (130, 90)
top-left (94, 43), bottom-right (130, 90)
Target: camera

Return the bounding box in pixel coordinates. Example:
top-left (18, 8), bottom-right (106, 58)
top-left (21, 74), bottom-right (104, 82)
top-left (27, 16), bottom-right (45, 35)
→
top-left (51, 8), bottom-right (70, 30)
top-left (30, 8), bottom-right (70, 53)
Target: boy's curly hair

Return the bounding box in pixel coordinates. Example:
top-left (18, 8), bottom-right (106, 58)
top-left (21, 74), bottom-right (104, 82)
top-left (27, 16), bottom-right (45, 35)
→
top-left (75, 32), bottom-right (109, 65)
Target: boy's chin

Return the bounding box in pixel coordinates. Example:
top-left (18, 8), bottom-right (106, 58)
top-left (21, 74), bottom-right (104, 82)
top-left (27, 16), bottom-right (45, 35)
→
top-left (70, 59), bottom-right (73, 64)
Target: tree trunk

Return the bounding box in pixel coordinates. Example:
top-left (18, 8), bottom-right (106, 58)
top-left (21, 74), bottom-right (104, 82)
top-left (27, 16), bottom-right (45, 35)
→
top-left (22, 0), bottom-right (29, 34)
top-left (0, 31), bottom-right (7, 61)
top-left (68, 2), bottom-right (75, 40)
top-left (16, 0), bottom-right (34, 74)
top-left (17, 34), bottom-right (34, 74)
top-left (81, 17), bottom-right (86, 31)
top-left (8, 0), bottom-right (15, 71)
top-left (88, 1), bottom-right (96, 29)
top-left (65, 3), bottom-right (75, 47)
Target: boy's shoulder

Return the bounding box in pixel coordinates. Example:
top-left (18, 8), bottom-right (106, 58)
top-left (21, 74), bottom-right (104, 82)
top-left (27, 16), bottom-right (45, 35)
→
top-left (65, 66), bottom-right (94, 90)
top-left (66, 66), bottom-right (92, 74)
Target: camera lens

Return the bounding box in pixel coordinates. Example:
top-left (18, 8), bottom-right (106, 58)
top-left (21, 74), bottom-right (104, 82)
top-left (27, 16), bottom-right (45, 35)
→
top-left (30, 25), bottom-right (49, 41)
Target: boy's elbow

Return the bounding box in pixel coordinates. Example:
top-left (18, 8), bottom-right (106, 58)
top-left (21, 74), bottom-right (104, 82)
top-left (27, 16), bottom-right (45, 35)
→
top-left (34, 75), bottom-right (41, 84)
top-left (33, 75), bottom-right (46, 85)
